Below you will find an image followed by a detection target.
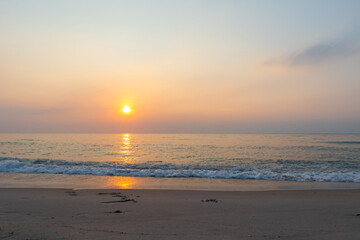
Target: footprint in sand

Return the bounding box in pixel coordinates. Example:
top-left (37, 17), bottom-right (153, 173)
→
top-left (97, 192), bottom-right (137, 203)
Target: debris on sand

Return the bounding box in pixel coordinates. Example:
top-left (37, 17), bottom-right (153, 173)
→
top-left (65, 191), bottom-right (77, 196)
top-left (201, 198), bottom-right (218, 203)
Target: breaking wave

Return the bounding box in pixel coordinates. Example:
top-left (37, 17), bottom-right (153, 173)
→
top-left (0, 156), bottom-right (359, 183)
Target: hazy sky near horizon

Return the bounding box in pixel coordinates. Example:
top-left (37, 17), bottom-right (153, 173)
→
top-left (1, 0), bottom-right (360, 133)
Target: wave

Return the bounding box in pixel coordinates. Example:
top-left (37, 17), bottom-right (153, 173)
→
top-left (325, 141), bottom-right (360, 144)
top-left (0, 157), bottom-right (359, 183)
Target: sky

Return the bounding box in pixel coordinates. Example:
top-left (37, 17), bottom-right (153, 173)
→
top-left (1, 0), bottom-right (360, 133)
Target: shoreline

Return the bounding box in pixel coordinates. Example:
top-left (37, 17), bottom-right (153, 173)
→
top-left (1, 187), bottom-right (360, 239)
top-left (1, 172), bottom-right (360, 191)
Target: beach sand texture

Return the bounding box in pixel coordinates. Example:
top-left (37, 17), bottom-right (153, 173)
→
top-left (0, 188), bottom-right (360, 239)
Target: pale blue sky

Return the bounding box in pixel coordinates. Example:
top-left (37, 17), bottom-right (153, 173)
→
top-left (1, 0), bottom-right (360, 133)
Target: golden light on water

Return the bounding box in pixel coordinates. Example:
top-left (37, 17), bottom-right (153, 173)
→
top-left (123, 134), bottom-right (130, 145)
top-left (120, 134), bottom-right (133, 164)
top-left (106, 176), bottom-right (137, 189)
top-left (122, 105), bottom-right (131, 114)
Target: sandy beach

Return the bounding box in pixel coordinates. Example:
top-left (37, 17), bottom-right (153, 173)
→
top-left (2, 0), bottom-right (360, 238)
top-left (1, 188), bottom-right (359, 240)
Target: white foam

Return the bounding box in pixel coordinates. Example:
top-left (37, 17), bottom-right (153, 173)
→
top-left (0, 157), bottom-right (359, 183)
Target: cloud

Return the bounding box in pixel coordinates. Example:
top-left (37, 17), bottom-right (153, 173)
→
top-left (291, 41), bottom-right (359, 65)
top-left (266, 33), bottom-right (360, 66)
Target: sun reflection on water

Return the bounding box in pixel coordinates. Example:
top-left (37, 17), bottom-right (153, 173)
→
top-left (120, 134), bottom-right (134, 164)
top-left (123, 134), bottom-right (130, 145)
top-left (106, 176), bottom-right (138, 189)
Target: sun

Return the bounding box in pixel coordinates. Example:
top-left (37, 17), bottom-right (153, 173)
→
top-left (122, 105), bottom-right (132, 114)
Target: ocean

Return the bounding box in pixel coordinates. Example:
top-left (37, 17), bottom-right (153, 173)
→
top-left (0, 133), bottom-right (359, 183)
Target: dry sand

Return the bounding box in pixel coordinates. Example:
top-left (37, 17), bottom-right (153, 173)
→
top-left (0, 188), bottom-right (359, 240)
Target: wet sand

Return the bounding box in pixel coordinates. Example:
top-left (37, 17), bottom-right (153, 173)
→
top-left (3, 172), bottom-right (360, 191)
top-left (0, 188), bottom-right (360, 239)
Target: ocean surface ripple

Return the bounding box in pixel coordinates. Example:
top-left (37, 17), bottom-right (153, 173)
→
top-left (0, 134), bottom-right (359, 182)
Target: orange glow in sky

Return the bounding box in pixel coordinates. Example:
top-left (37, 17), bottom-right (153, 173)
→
top-left (1, 1), bottom-right (360, 133)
